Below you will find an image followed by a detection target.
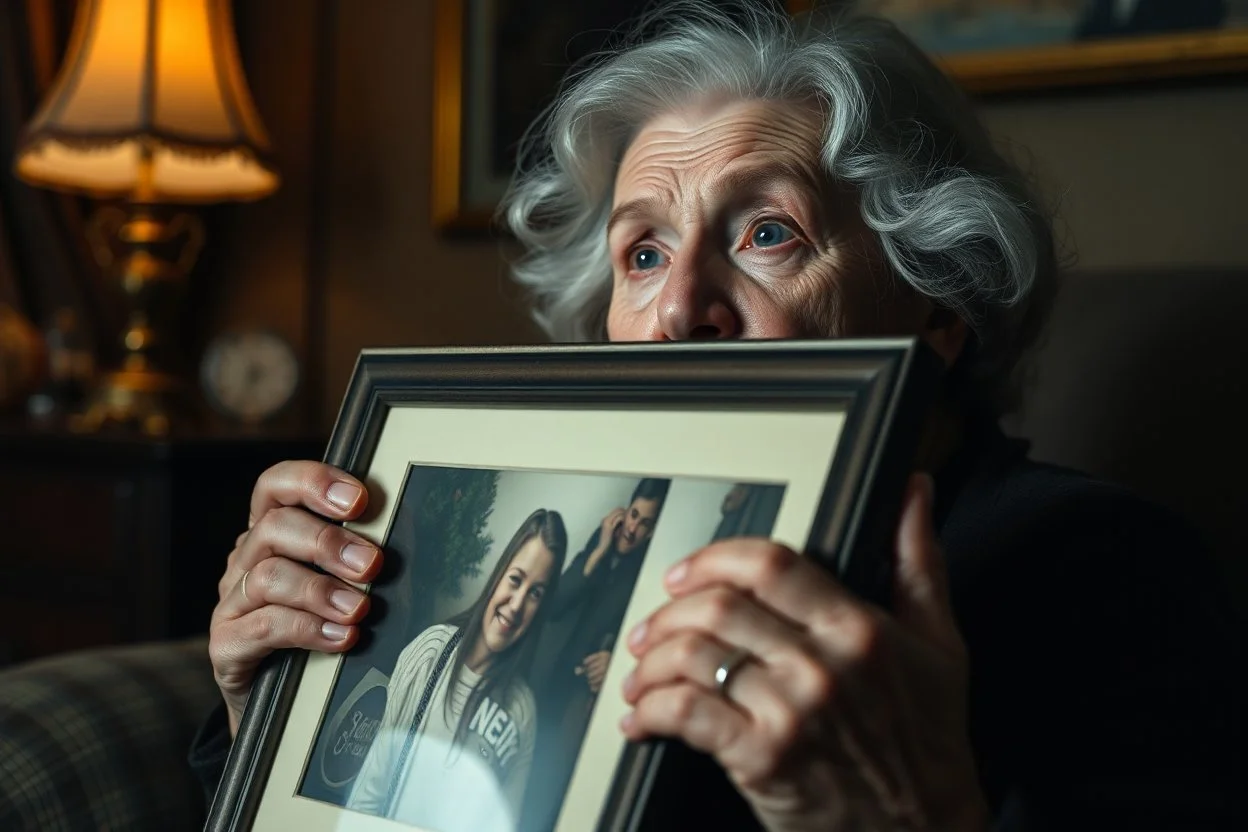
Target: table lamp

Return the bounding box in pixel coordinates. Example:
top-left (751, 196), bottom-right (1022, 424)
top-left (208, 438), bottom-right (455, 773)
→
top-left (13, 0), bottom-right (280, 436)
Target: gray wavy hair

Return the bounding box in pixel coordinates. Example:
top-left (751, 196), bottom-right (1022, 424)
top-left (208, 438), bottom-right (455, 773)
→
top-left (500, 1), bottom-right (1058, 414)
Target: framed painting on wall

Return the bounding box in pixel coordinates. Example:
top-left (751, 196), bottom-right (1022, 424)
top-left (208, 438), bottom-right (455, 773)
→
top-left (430, 0), bottom-right (806, 232)
top-left (432, 0), bottom-right (1248, 232)
top-left (812, 0), bottom-right (1248, 92)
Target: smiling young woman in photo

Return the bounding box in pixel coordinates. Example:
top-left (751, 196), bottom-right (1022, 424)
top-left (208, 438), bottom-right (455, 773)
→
top-left (345, 508), bottom-right (568, 831)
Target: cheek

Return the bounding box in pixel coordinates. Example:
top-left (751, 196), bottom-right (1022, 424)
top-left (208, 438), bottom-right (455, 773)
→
top-left (623, 273), bottom-right (665, 311)
top-left (516, 597), bottom-right (538, 629)
top-left (799, 236), bottom-right (922, 338)
top-left (758, 259), bottom-right (871, 339)
top-left (606, 293), bottom-right (653, 341)
top-left (730, 279), bottom-right (821, 339)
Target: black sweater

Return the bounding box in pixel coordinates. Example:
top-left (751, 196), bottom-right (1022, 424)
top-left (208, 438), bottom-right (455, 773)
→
top-left (189, 424), bottom-right (1245, 829)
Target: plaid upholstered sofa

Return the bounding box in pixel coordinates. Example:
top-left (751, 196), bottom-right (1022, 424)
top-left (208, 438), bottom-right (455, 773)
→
top-left (0, 637), bottom-right (219, 831)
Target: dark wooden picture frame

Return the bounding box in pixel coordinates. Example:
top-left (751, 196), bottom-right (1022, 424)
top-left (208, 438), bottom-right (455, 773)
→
top-left (205, 339), bottom-right (942, 831)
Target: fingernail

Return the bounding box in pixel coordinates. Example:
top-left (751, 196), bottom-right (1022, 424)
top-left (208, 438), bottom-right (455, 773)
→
top-left (621, 671), bottom-right (636, 698)
top-left (322, 622), bottom-right (350, 641)
top-left (619, 712), bottom-right (635, 734)
top-left (326, 482), bottom-right (361, 511)
top-left (628, 619), bottom-right (647, 648)
top-left (342, 543), bottom-right (375, 573)
top-left (330, 589), bottom-right (362, 615)
top-left (665, 560), bottom-right (688, 586)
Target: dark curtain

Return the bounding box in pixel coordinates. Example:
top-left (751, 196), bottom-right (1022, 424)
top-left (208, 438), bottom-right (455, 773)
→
top-left (0, 0), bottom-right (114, 352)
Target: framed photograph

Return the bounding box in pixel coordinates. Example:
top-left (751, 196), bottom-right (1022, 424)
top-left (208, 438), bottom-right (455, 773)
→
top-left (840, 0), bottom-right (1248, 93)
top-left (206, 339), bottom-right (942, 831)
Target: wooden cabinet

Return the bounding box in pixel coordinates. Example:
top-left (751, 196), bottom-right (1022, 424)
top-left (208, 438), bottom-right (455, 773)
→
top-left (0, 428), bottom-right (325, 666)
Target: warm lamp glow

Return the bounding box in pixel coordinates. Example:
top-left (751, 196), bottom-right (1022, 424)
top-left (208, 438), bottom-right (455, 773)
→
top-left (14, 0), bottom-right (279, 202)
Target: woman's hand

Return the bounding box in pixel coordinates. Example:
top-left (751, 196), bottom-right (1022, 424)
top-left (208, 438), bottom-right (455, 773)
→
top-left (577, 649), bottom-right (613, 694)
top-left (619, 474), bottom-right (990, 832)
top-left (601, 506), bottom-right (627, 542)
top-left (209, 461), bottom-right (383, 738)
top-left (586, 507), bottom-right (627, 575)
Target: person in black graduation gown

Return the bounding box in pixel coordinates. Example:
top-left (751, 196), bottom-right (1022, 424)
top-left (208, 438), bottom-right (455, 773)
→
top-left (188, 4), bottom-right (1245, 830)
top-left (519, 478), bottom-right (669, 830)
top-left (711, 483), bottom-right (787, 543)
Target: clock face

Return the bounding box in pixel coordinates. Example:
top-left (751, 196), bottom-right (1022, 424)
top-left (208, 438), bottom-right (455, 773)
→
top-left (201, 330), bottom-right (299, 423)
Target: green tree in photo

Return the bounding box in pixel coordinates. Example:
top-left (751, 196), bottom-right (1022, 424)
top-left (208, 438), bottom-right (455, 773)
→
top-left (416, 468), bottom-right (500, 603)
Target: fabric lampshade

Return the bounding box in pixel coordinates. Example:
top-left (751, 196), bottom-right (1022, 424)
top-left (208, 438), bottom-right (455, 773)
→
top-left (13, 0), bottom-right (279, 203)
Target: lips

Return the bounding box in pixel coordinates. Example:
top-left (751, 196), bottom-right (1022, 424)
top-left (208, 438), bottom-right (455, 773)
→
top-left (494, 607), bottom-right (515, 632)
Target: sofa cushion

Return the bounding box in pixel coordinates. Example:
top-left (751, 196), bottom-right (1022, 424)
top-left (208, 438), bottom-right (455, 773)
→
top-left (0, 637), bottom-right (218, 832)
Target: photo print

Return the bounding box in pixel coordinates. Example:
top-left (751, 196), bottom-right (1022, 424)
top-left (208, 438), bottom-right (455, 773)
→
top-left (297, 464), bottom-right (785, 832)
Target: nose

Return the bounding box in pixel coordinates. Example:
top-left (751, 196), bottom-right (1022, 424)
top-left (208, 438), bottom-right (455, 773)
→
top-left (500, 590), bottom-right (522, 613)
top-left (655, 246), bottom-right (741, 341)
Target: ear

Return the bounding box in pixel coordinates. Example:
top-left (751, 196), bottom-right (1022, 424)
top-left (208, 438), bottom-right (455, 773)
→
top-left (920, 306), bottom-right (969, 368)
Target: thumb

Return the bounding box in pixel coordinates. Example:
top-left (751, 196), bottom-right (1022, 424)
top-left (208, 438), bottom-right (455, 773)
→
top-left (892, 473), bottom-right (959, 648)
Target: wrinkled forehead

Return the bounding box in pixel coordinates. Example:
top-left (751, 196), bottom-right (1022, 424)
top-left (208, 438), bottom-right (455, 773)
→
top-left (613, 98), bottom-right (829, 203)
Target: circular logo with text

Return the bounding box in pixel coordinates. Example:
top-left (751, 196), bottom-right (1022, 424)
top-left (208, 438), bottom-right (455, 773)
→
top-left (319, 669), bottom-right (389, 790)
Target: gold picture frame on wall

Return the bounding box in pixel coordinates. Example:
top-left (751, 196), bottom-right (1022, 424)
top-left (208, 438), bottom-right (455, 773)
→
top-left (432, 0), bottom-right (1248, 232)
top-left (826, 0), bottom-right (1248, 94)
top-left (430, 0), bottom-right (816, 233)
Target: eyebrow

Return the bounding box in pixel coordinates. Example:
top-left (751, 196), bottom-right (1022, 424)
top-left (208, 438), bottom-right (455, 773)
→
top-left (606, 163), bottom-right (823, 237)
top-left (607, 195), bottom-right (669, 238)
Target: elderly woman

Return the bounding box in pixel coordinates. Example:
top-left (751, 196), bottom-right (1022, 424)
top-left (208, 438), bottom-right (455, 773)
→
top-left (192, 4), bottom-right (1239, 830)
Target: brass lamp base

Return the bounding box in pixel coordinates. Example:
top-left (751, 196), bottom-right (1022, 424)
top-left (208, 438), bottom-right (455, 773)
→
top-left (69, 363), bottom-right (194, 437)
top-left (73, 202), bottom-right (205, 437)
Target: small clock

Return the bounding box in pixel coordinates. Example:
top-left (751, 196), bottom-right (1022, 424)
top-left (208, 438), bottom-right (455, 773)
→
top-left (200, 329), bottom-right (300, 424)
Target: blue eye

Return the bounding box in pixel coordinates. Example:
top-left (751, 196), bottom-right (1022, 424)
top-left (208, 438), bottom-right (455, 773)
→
top-left (750, 222), bottom-right (794, 248)
top-left (630, 247), bottom-right (665, 271)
